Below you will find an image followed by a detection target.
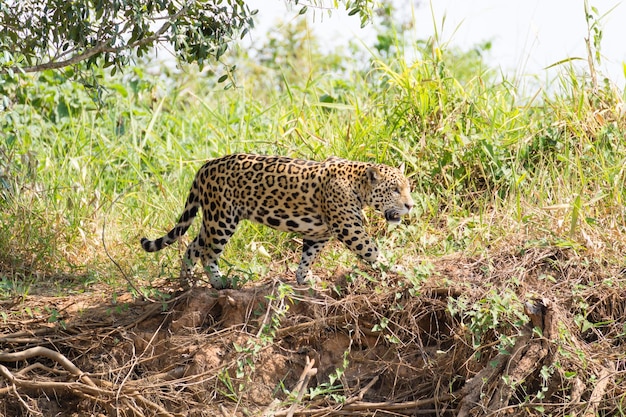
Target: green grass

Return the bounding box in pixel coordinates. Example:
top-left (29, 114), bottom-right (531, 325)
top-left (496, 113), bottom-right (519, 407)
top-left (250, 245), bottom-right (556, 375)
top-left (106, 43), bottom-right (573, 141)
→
top-left (1, 15), bottom-right (625, 296)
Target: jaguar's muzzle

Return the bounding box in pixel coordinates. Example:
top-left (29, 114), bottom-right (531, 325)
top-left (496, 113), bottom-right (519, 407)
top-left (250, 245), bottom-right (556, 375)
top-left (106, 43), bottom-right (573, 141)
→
top-left (384, 209), bottom-right (402, 224)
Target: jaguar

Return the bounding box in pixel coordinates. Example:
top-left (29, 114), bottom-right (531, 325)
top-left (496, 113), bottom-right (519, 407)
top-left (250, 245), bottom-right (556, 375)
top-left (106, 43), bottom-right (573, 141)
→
top-left (141, 153), bottom-right (414, 289)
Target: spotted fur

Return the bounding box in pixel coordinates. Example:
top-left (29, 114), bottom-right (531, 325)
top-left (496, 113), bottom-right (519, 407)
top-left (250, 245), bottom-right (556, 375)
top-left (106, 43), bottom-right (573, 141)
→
top-left (141, 153), bottom-right (414, 289)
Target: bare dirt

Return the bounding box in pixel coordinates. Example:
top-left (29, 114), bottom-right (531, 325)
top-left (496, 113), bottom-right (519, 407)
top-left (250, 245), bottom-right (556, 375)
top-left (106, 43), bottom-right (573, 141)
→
top-left (1, 243), bottom-right (626, 416)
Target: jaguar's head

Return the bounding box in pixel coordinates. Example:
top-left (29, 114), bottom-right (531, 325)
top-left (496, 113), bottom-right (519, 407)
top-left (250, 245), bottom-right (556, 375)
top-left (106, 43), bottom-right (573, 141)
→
top-left (365, 164), bottom-right (414, 224)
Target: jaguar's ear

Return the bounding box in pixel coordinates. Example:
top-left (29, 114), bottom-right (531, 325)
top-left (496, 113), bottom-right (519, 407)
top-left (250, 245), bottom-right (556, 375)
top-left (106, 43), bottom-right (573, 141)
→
top-left (366, 166), bottom-right (381, 186)
top-left (398, 162), bottom-right (406, 174)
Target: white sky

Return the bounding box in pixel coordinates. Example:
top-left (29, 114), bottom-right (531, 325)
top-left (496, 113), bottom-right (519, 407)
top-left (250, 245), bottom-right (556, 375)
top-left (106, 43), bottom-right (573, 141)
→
top-left (244, 0), bottom-right (626, 87)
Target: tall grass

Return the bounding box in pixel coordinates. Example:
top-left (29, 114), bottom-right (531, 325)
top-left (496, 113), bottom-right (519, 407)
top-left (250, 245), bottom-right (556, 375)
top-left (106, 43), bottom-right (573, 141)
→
top-left (0, 14), bottom-right (625, 294)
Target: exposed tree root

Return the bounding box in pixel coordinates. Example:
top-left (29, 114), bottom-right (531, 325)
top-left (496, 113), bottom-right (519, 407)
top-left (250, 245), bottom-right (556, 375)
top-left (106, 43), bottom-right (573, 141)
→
top-left (0, 346), bottom-right (174, 417)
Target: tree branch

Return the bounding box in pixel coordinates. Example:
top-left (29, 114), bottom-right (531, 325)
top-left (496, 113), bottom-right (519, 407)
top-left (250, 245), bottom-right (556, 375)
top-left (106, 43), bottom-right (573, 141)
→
top-left (13, 3), bottom-right (189, 74)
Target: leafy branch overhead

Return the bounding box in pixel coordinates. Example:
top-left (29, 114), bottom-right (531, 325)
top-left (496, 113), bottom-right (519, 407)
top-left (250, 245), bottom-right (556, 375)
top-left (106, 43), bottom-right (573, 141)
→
top-left (0, 0), bottom-right (374, 75)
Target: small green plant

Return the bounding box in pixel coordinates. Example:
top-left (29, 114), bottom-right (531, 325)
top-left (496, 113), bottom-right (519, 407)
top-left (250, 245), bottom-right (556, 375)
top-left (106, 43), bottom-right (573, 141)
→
top-left (259, 283), bottom-right (293, 341)
top-left (233, 341), bottom-right (261, 378)
top-left (372, 316), bottom-right (390, 333)
top-left (308, 349), bottom-right (350, 403)
top-left (448, 288), bottom-right (528, 353)
top-left (0, 274), bottom-right (31, 299)
top-left (45, 307), bottom-right (67, 329)
top-left (217, 369), bottom-right (240, 403)
top-left (401, 260), bottom-right (434, 296)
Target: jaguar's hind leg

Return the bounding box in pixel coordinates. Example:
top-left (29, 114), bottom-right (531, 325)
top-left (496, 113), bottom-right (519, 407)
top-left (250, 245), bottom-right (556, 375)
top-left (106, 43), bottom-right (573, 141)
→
top-left (197, 212), bottom-right (240, 289)
top-left (180, 235), bottom-right (200, 288)
top-left (296, 237), bottom-right (330, 284)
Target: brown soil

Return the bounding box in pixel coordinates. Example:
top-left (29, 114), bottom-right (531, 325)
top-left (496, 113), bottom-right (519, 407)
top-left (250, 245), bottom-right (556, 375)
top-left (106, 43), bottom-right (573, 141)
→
top-left (1, 243), bottom-right (626, 416)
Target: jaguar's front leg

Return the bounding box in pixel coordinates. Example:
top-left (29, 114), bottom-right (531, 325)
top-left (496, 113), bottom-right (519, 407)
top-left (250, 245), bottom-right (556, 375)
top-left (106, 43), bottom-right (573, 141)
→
top-left (332, 222), bottom-right (380, 265)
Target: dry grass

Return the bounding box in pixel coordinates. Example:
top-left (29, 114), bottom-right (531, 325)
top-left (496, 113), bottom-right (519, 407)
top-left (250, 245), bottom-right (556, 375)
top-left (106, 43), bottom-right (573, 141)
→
top-left (1, 238), bottom-right (625, 416)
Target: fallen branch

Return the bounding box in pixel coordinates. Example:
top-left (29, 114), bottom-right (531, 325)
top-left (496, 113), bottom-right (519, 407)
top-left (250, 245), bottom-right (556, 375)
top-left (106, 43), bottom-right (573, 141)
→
top-left (342, 393), bottom-right (457, 412)
top-left (271, 393), bottom-right (457, 416)
top-left (0, 326), bottom-right (59, 344)
top-left (343, 375), bottom-right (379, 406)
top-left (584, 364), bottom-right (614, 417)
top-left (276, 314), bottom-right (354, 338)
top-left (285, 356), bottom-right (318, 417)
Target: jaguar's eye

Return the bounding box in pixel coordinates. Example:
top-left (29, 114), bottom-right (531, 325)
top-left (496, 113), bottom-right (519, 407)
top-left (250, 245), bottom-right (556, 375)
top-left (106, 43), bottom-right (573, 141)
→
top-left (393, 186), bottom-right (400, 194)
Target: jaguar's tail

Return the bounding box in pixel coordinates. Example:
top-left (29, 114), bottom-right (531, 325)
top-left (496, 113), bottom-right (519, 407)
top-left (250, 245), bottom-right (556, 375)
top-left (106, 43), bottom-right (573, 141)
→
top-left (140, 181), bottom-right (201, 252)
